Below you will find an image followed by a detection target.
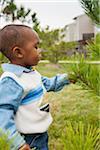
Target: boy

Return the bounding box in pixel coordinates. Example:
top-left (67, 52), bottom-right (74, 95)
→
top-left (0, 24), bottom-right (73, 150)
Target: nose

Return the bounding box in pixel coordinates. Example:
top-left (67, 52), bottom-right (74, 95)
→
top-left (38, 48), bottom-right (42, 53)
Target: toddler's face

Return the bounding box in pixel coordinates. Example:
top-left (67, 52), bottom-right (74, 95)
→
top-left (21, 30), bottom-right (41, 67)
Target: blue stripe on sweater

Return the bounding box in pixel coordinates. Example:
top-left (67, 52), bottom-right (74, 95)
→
top-left (21, 86), bottom-right (44, 105)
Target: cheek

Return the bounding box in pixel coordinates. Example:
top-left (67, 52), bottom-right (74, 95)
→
top-left (29, 51), bottom-right (39, 60)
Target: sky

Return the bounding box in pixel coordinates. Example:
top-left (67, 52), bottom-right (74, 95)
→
top-left (0, 0), bottom-right (84, 29)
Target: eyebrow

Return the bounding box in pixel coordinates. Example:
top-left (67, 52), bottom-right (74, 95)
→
top-left (34, 40), bottom-right (40, 45)
top-left (33, 41), bottom-right (39, 48)
top-left (37, 40), bottom-right (40, 44)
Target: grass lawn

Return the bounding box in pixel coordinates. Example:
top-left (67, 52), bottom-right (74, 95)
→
top-left (0, 63), bottom-right (99, 149)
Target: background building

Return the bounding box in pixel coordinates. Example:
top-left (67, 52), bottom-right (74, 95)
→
top-left (63, 14), bottom-right (95, 42)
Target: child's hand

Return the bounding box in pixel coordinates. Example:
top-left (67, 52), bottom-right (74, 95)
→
top-left (18, 144), bottom-right (31, 150)
top-left (68, 72), bottom-right (77, 84)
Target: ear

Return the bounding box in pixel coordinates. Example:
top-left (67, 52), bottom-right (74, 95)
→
top-left (12, 47), bottom-right (24, 58)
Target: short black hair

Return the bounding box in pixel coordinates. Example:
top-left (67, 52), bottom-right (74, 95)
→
top-left (0, 24), bottom-right (31, 60)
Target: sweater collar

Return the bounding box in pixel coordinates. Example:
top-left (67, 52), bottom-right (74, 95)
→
top-left (1, 63), bottom-right (33, 76)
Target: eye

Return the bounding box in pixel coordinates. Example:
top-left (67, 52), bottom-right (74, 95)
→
top-left (35, 46), bottom-right (38, 49)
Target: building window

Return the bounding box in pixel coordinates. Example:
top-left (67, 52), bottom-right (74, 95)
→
top-left (83, 33), bottom-right (94, 40)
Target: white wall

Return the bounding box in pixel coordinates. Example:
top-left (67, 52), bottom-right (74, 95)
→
top-left (63, 14), bottom-right (95, 42)
top-left (75, 14), bottom-right (94, 40)
top-left (63, 22), bottom-right (76, 42)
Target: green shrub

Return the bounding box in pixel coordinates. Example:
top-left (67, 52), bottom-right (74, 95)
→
top-left (71, 60), bottom-right (100, 96)
top-left (0, 131), bottom-right (11, 150)
top-left (70, 33), bottom-right (100, 96)
top-left (61, 122), bottom-right (100, 150)
top-left (86, 33), bottom-right (100, 60)
top-left (0, 53), bottom-right (9, 64)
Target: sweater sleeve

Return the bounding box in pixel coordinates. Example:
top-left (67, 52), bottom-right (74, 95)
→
top-left (0, 77), bottom-right (25, 150)
top-left (42, 74), bottom-right (70, 92)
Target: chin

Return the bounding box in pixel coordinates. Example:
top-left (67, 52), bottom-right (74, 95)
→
top-left (32, 61), bottom-right (39, 66)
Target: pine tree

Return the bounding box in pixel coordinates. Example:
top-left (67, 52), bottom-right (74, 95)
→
top-left (79, 0), bottom-right (100, 26)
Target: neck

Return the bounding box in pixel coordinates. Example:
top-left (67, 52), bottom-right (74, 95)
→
top-left (10, 60), bottom-right (27, 68)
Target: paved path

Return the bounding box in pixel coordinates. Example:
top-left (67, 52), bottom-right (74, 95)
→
top-left (39, 60), bottom-right (100, 64)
